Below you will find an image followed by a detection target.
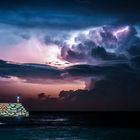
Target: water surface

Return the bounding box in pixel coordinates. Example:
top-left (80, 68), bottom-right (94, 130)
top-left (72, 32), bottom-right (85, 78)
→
top-left (0, 112), bottom-right (140, 140)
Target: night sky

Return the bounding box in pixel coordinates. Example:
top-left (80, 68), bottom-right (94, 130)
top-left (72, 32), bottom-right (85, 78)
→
top-left (0, 0), bottom-right (140, 111)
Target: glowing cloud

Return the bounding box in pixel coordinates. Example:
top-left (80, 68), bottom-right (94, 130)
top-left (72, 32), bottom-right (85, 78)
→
top-left (0, 25), bottom-right (135, 68)
top-left (112, 26), bottom-right (130, 38)
top-left (0, 37), bottom-right (74, 68)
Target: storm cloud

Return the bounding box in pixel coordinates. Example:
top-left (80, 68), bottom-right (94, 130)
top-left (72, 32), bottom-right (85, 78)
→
top-left (0, 0), bottom-right (140, 110)
top-left (0, 60), bottom-right (61, 80)
top-left (22, 57), bottom-right (140, 111)
top-left (1, 56), bottom-right (140, 110)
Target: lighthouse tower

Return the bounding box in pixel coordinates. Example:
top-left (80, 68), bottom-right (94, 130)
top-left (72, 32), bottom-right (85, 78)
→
top-left (16, 96), bottom-right (20, 103)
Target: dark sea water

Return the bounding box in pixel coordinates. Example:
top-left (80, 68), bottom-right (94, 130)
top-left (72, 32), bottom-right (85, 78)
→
top-left (0, 112), bottom-right (140, 140)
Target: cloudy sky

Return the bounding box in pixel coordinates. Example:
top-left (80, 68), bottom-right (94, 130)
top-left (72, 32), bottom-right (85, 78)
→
top-left (0, 0), bottom-right (140, 110)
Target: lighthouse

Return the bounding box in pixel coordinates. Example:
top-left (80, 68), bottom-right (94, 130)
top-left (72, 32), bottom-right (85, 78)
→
top-left (0, 96), bottom-right (29, 117)
top-left (16, 96), bottom-right (20, 103)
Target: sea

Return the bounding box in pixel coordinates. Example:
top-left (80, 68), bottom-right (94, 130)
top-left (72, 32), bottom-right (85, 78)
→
top-left (0, 112), bottom-right (140, 140)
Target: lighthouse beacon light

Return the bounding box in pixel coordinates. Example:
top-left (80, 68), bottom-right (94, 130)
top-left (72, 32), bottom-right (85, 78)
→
top-left (16, 96), bottom-right (20, 103)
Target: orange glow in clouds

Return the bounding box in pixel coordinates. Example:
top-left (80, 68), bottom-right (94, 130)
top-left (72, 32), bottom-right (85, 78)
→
top-left (0, 77), bottom-right (85, 97)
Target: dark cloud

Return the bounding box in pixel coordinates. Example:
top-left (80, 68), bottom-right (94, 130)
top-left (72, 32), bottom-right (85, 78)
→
top-left (0, 0), bottom-right (140, 14)
top-left (0, 0), bottom-right (139, 31)
top-left (131, 56), bottom-right (140, 69)
top-left (1, 53), bottom-right (140, 110)
top-left (91, 47), bottom-right (126, 60)
top-left (0, 0), bottom-right (139, 34)
top-left (38, 93), bottom-right (47, 100)
top-left (63, 58), bottom-right (140, 110)
top-left (0, 10), bottom-right (116, 30)
top-left (127, 36), bottom-right (140, 55)
top-left (62, 49), bottom-right (87, 63)
top-left (0, 60), bottom-right (61, 80)
top-left (22, 58), bottom-right (140, 111)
